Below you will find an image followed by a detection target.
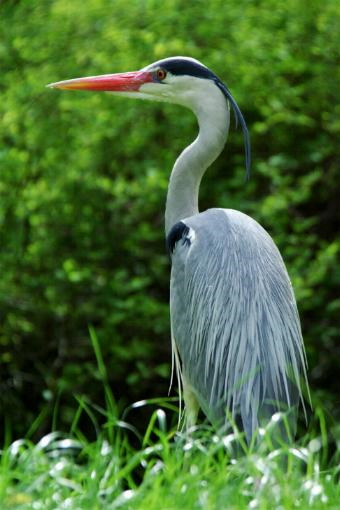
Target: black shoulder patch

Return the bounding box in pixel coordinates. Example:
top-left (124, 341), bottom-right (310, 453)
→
top-left (166, 221), bottom-right (191, 255)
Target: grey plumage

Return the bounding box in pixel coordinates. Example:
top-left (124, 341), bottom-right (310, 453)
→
top-left (170, 208), bottom-right (308, 442)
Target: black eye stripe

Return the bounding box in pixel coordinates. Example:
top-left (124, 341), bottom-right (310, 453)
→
top-left (157, 58), bottom-right (215, 80)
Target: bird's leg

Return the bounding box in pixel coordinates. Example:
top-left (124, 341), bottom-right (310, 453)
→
top-left (182, 373), bottom-right (200, 429)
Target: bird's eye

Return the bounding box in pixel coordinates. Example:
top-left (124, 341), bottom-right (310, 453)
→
top-left (156, 69), bottom-right (167, 81)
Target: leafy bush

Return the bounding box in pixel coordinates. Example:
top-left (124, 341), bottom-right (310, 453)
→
top-left (0, 0), bottom-right (339, 438)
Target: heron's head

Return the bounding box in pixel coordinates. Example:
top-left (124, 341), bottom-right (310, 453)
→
top-left (48, 56), bottom-right (250, 175)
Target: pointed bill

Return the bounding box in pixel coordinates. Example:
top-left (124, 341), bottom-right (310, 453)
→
top-left (47, 71), bottom-right (153, 91)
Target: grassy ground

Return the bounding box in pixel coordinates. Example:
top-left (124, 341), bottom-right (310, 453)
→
top-left (0, 409), bottom-right (339, 510)
top-left (1, 332), bottom-right (338, 509)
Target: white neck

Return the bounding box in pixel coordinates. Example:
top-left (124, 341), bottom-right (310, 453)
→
top-left (165, 81), bottom-right (230, 234)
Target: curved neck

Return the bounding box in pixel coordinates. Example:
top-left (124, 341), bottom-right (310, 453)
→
top-left (165, 86), bottom-right (230, 234)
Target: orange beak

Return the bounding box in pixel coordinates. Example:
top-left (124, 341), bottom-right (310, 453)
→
top-left (47, 71), bottom-right (153, 92)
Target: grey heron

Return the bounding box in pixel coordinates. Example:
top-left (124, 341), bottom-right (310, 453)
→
top-left (48, 56), bottom-right (309, 443)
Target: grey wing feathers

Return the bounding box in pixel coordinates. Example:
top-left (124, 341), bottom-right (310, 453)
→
top-left (169, 208), bottom-right (308, 442)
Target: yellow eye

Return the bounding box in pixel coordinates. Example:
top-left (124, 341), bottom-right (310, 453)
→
top-left (156, 69), bottom-right (167, 80)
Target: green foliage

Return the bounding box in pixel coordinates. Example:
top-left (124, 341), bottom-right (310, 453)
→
top-left (0, 0), bottom-right (339, 437)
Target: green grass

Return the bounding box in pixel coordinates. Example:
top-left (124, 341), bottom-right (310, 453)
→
top-left (0, 409), bottom-right (339, 510)
top-left (0, 330), bottom-right (338, 509)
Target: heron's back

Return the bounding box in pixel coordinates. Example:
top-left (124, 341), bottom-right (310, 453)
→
top-left (169, 208), bottom-right (307, 441)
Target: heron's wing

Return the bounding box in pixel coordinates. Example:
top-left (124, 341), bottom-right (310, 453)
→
top-left (168, 208), bottom-right (308, 441)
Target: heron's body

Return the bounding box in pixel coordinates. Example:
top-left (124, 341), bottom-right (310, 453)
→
top-left (169, 208), bottom-right (301, 441)
top-left (49, 56), bottom-right (309, 443)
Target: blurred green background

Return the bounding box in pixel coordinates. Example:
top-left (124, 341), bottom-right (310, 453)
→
top-left (0, 0), bottom-right (339, 440)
